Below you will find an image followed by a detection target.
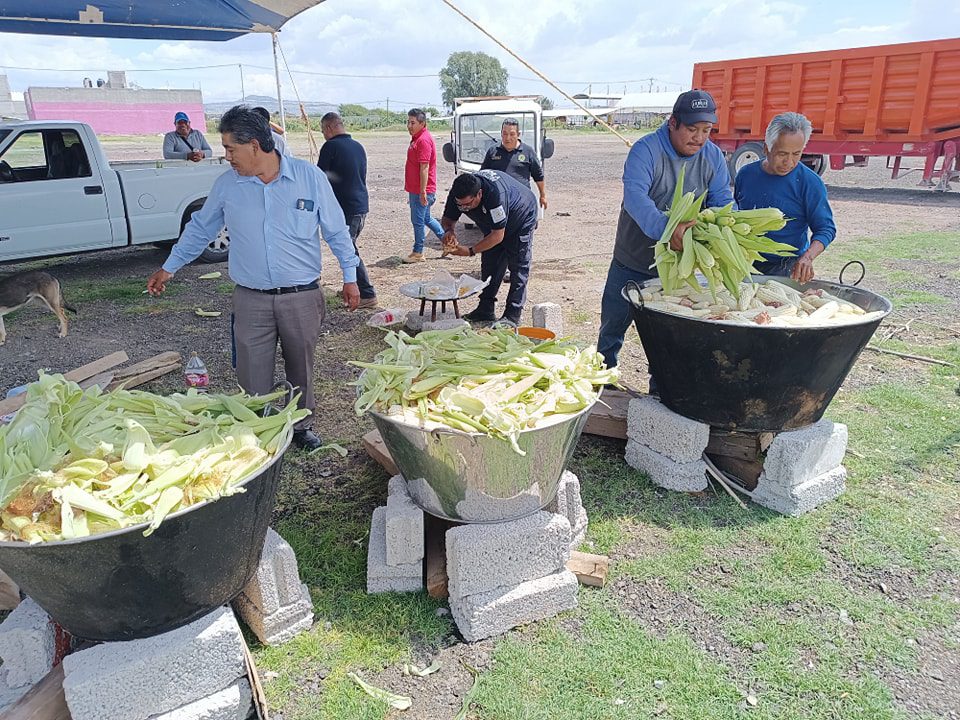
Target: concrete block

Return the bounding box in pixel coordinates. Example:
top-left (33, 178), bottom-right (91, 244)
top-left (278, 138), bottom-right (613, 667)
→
top-left (546, 471), bottom-right (588, 550)
top-left (446, 511), bottom-right (571, 599)
top-left (762, 420), bottom-right (847, 487)
top-left (451, 570), bottom-right (579, 642)
top-left (149, 679), bottom-right (252, 720)
top-left (62, 606), bottom-right (246, 720)
top-left (385, 491), bottom-right (424, 566)
top-left (367, 507), bottom-right (422, 594)
top-left (627, 396), bottom-right (710, 463)
top-left (0, 597), bottom-right (55, 688)
top-left (752, 466), bottom-right (847, 517)
top-left (233, 583), bottom-right (313, 646)
top-left (405, 309), bottom-right (461, 333)
top-left (237, 528), bottom-right (303, 616)
top-left (532, 302), bottom-right (564, 336)
top-left (387, 474), bottom-right (410, 501)
top-left (424, 318), bottom-right (470, 332)
top-left (625, 440), bottom-right (708, 492)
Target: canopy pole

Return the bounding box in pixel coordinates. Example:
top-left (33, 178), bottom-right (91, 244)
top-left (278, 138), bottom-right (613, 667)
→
top-left (271, 33), bottom-right (285, 131)
top-left (239, 64), bottom-right (245, 102)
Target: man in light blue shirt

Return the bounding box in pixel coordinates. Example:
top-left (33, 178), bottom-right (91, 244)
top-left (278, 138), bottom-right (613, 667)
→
top-left (148, 105), bottom-right (360, 450)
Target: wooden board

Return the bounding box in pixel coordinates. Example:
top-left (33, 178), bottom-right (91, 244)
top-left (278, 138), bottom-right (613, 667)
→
top-left (111, 351), bottom-right (182, 380)
top-left (583, 389), bottom-right (630, 440)
top-left (704, 429), bottom-right (775, 491)
top-left (242, 641), bottom-right (269, 720)
top-left (566, 551), bottom-right (609, 588)
top-left (0, 569), bottom-right (20, 611)
top-left (0, 664), bottom-right (70, 720)
top-left (0, 351), bottom-right (128, 417)
top-left (362, 429), bottom-right (399, 476)
top-left (424, 514), bottom-right (458, 600)
top-left (106, 363), bottom-right (181, 392)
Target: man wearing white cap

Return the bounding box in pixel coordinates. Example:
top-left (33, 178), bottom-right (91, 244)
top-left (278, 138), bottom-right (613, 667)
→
top-left (163, 111), bottom-right (213, 162)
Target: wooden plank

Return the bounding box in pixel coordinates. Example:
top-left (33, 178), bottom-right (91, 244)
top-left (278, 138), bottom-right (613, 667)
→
top-left (362, 429), bottom-right (399, 476)
top-left (0, 351), bottom-right (128, 417)
top-left (105, 363), bottom-right (181, 392)
top-left (0, 569), bottom-right (20, 611)
top-left (566, 551), bottom-right (609, 588)
top-left (242, 641), bottom-right (269, 720)
top-left (112, 351), bottom-right (182, 380)
top-left (583, 389), bottom-right (630, 440)
top-left (77, 372), bottom-right (114, 392)
top-left (424, 514), bottom-right (455, 600)
top-left (0, 664), bottom-right (71, 720)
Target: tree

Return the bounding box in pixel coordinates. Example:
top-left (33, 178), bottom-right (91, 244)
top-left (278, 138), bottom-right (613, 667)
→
top-left (537, 96), bottom-right (555, 111)
top-left (439, 51), bottom-right (508, 110)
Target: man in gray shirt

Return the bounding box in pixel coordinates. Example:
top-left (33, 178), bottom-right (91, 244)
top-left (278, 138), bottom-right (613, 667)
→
top-left (162, 111), bottom-right (213, 162)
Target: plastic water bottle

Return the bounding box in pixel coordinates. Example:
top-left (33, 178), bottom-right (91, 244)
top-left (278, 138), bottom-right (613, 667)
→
top-left (184, 353), bottom-right (209, 391)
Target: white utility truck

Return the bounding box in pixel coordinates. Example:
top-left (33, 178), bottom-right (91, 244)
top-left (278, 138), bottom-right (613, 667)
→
top-left (0, 121), bottom-right (230, 264)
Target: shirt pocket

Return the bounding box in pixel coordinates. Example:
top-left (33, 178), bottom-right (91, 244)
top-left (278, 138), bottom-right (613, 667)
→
top-left (287, 207), bottom-right (318, 239)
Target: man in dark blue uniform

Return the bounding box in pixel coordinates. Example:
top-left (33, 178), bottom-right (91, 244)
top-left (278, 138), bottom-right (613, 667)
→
top-left (440, 169), bottom-right (538, 325)
top-left (480, 118), bottom-right (547, 210)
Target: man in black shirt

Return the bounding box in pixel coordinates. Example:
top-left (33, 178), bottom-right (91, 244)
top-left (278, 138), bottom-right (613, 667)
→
top-left (480, 118), bottom-right (547, 210)
top-left (440, 170), bottom-right (538, 324)
top-left (317, 112), bottom-right (377, 308)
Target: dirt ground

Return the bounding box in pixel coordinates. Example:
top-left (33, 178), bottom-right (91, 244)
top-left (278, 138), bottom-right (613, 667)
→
top-left (2, 129), bottom-right (958, 391)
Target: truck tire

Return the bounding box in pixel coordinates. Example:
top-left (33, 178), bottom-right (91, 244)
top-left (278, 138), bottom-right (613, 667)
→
top-left (729, 143), bottom-right (764, 177)
top-left (802, 154), bottom-right (827, 176)
top-left (180, 204), bottom-right (230, 264)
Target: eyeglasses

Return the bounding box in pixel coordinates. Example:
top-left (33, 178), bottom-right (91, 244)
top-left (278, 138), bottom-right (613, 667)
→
top-left (456, 198), bottom-right (476, 211)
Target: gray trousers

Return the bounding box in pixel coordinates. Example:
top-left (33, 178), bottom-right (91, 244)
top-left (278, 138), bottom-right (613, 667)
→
top-left (232, 286), bottom-right (325, 429)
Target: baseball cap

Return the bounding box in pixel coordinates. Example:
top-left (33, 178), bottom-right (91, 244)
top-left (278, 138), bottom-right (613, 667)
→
top-left (672, 90), bottom-right (717, 125)
top-left (174, 111), bottom-right (190, 123)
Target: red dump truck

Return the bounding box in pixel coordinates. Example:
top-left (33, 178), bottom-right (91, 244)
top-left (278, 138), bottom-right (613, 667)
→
top-left (692, 37), bottom-right (960, 189)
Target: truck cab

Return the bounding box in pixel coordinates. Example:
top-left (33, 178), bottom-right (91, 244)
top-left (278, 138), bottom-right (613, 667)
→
top-left (441, 96), bottom-right (555, 176)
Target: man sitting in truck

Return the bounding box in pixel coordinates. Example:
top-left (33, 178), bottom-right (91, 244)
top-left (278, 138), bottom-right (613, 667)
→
top-left (734, 112), bottom-right (836, 284)
top-left (597, 89), bottom-right (733, 372)
top-left (480, 118), bottom-right (547, 210)
top-left (163, 112), bottom-right (213, 162)
top-left (439, 169), bottom-right (539, 325)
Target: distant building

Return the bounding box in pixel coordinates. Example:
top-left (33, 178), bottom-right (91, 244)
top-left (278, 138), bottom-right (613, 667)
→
top-left (0, 75), bottom-right (28, 119)
top-left (24, 71), bottom-right (205, 135)
top-left (545, 91), bottom-right (683, 128)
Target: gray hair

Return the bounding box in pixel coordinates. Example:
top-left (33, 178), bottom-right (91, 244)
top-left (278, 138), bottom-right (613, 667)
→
top-left (765, 112), bottom-right (812, 149)
top-left (219, 105), bottom-right (275, 153)
top-left (407, 108), bottom-right (427, 123)
top-left (321, 111), bottom-right (343, 128)
top-left (501, 117), bottom-right (519, 130)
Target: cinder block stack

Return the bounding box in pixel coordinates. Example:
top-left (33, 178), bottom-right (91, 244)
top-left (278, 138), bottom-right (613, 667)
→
top-left (624, 396), bottom-right (710, 491)
top-left (366, 477), bottom-right (424, 594)
top-left (0, 598), bottom-right (56, 711)
top-left (233, 528), bottom-right (314, 646)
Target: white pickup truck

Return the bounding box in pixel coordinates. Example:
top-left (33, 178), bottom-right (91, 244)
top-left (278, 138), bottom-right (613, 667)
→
top-left (0, 121), bottom-right (230, 264)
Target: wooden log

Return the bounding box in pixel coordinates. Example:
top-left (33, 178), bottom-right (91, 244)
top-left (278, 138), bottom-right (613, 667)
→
top-left (362, 429), bottom-right (399, 476)
top-left (583, 389), bottom-right (630, 440)
top-left (565, 550), bottom-right (609, 588)
top-left (242, 641), bottom-right (269, 720)
top-left (105, 363), bottom-right (181, 392)
top-left (0, 664), bottom-right (70, 720)
top-left (111, 351), bottom-right (182, 380)
top-left (0, 351), bottom-right (128, 417)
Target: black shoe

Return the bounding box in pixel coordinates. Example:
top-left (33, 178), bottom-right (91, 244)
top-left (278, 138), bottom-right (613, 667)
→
top-left (499, 313), bottom-right (521, 326)
top-left (464, 307), bottom-right (496, 322)
top-left (293, 428), bottom-right (323, 451)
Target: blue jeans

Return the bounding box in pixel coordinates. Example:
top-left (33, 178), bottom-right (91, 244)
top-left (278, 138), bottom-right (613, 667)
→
top-left (408, 192), bottom-right (445, 253)
top-left (597, 259), bottom-right (656, 369)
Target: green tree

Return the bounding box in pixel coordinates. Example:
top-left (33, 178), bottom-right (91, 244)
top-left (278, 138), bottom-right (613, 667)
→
top-left (439, 51), bottom-right (509, 110)
top-left (537, 96), bottom-right (555, 111)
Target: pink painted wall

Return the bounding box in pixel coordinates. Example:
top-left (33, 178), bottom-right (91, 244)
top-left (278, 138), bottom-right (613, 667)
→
top-left (26, 101), bottom-right (207, 135)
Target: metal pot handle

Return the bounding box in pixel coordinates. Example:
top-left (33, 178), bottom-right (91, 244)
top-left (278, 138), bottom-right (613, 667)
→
top-left (624, 280), bottom-right (646, 309)
top-left (838, 261), bottom-right (866, 287)
top-left (262, 380), bottom-right (295, 417)
top-left (430, 426), bottom-right (480, 445)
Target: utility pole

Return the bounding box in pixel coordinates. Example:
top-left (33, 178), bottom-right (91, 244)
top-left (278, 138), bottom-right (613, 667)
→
top-left (386, 97), bottom-right (389, 113)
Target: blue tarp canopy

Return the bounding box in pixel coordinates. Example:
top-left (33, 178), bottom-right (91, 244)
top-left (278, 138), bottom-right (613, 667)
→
top-left (0, 1), bottom-right (324, 41)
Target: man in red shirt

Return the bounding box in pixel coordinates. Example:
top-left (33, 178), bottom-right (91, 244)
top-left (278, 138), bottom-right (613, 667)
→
top-left (404, 108), bottom-right (445, 263)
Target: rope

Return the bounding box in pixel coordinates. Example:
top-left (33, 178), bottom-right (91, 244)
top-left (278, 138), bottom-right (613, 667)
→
top-left (438, 0), bottom-right (634, 147)
top-left (275, 36), bottom-right (319, 159)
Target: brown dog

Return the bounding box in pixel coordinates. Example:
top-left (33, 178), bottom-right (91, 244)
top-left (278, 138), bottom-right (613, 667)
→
top-left (0, 271), bottom-right (76, 344)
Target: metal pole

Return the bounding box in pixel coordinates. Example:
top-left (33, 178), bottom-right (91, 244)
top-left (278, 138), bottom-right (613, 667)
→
top-left (271, 33), bottom-right (286, 131)
top-left (239, 64), bottom-right (245, 101)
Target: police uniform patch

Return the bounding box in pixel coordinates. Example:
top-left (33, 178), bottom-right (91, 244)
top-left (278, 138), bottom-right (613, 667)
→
top-left (491, 205), bottom-right (506, 223)
top-left (518, 154), bottom-right (526, 162)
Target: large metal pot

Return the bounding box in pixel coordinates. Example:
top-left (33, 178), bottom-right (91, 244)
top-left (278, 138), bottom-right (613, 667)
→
top-left (623, 276), bottom-right (892, 432)
top-left (0, 437), bottom-right (290, 641)
top-left (370, 403), bottom-right (594, 523)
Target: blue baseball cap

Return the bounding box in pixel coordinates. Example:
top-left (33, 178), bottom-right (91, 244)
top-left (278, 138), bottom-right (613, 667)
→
top-left (174, 111), bottom-right (190, 123)
top-left (672, 90), bottom-right (717, 125)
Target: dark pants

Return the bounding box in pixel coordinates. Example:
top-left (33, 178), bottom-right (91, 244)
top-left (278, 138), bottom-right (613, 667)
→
top-left (476, 228), bottom-right (534, 322)
top-left (754, 257), bottom-right (796, 278)
top-left (597, 259), bottom-right (656, 369)
top-left (346, 213), bottom-right (376, 299)
top-left (232, 286), bottom-right (325, 429)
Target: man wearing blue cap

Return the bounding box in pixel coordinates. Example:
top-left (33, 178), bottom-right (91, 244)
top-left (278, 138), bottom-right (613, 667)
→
top-left (163, 111), bottom-right (213, 162)
top-left (597, 89), bottom-right (734, 379)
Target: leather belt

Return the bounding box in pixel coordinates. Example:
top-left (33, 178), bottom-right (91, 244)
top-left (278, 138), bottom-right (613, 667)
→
top-left (244, 282), bottom-right (319, 295)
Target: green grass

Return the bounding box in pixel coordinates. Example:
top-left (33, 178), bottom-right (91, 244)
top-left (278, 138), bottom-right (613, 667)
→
top-left (570, 309), bottom-right (591, 324)
top-left (886, 288), bottom-right (950, 306)
top-left (820, 230), bottom-right (960, 268)
top-left (67, 278), bottom-right (180, 304)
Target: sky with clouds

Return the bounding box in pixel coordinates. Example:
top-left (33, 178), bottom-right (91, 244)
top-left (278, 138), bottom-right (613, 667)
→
top-left (0, 0), bottom-right (958, 109)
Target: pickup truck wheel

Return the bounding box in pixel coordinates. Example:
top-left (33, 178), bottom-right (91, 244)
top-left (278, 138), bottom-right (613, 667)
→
top-left (802, 154), bottom-right (827, 176)
top-left (199, 226), bottom-right (230, 264)
top-left (729, 142), bottom-right (764, 177)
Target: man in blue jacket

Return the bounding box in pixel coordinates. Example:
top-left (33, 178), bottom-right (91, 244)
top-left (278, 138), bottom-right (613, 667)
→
top-left (597, 90), bottom-right (733, 371)
top-left (735, 112), bottom-right (836, 284)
